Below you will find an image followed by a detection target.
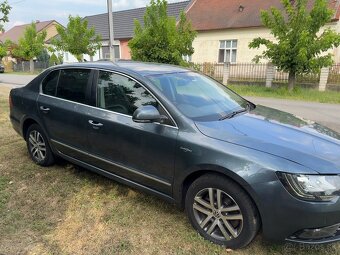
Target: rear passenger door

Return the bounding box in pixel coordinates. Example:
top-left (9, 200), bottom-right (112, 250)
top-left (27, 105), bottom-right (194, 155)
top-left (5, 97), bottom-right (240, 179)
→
top-left (37, 68), bottom-right (94, 162)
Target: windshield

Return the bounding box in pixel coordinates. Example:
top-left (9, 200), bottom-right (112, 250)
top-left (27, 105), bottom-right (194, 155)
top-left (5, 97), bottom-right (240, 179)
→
top-left (147, 71), bottom-right (250, 121)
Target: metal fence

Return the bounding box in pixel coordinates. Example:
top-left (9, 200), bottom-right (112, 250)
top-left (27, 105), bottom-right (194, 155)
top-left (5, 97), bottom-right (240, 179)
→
top-left (229, 63), bottom-right (267, 82)
top-left (192, 62), bottom-right (326, 87)
top-left (274, 70), bottom-right (320, 85)
top-left (12, 61), bottom-right (50, 72)
top-left (190, 62), bottom-right (224, 81)
top-left (328, 64), bottom-right (340, 85)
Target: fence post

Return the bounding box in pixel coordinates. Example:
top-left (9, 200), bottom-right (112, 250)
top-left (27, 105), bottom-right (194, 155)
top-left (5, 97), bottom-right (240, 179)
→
top-left (223, 62), bottom-right (230, 85)
top-left (319, 67), bottom-right (329, 91)
top-left (265, 63), bottom-right (275, 88)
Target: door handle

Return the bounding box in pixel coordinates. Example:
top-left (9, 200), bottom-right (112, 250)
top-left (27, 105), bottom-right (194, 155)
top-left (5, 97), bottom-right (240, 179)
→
top-left (88, 120), bottom-right (103, 128)
top-left (39, 106), bottom-right (50, 113)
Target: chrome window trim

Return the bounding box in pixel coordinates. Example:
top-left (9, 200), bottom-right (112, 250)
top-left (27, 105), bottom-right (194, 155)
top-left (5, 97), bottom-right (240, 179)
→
top-left (39, 67), bottom-right (179, 129)
top-left (51, 139), bottom-right (172, 187)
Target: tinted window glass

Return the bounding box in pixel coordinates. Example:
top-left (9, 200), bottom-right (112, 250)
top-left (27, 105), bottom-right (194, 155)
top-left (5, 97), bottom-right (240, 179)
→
top-left (42, 70), bottom-right (59, 96)
top-left (56, 69), bottom-right (91, 104)
top-left (97, 71), bottom-right (158, 116)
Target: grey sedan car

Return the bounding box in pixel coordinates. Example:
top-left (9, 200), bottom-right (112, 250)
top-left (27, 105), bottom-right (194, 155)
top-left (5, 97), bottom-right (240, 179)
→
top-left (9, 61), bottom-right (340, 249)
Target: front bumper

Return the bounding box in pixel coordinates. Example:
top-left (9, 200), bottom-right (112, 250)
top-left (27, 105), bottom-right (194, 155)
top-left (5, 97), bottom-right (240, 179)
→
top-left (251, 180), bottom-right (340, 244)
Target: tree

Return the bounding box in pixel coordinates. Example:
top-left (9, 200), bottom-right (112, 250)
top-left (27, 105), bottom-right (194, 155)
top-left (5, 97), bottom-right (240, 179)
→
top-left (128, 0), bottom-right (196, 66)
top-left (0, 0), bottom-right (11, 32)
top-left (0, 39), bottom-right (11, 61)
top-left (52, 15), bottom-right (101, 62)
top-left (37, 48), bottom-right (50, 63)
top-left (49, 53), bottom-right (62, 66)
top-left (12, 23), bottom-right (47, 73)
top-left (249, 0), bottom-right (340, 90)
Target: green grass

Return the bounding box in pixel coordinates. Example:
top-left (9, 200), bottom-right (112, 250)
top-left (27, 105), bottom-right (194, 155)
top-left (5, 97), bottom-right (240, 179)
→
top-left (228, 84), bottom-right (340, 104)
top-left (0, 86), bottom-right (339, 255)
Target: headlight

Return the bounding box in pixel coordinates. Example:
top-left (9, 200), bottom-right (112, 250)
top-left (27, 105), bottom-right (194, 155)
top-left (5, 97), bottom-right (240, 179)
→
top-left (277, 172), bottom-right (340, 202)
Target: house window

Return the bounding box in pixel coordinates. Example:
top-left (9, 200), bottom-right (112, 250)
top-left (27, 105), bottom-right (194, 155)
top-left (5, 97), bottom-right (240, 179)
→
top-left (218, 40), bottom-right (237, 63)
top-left (102, 45), bottom-right (120, 60)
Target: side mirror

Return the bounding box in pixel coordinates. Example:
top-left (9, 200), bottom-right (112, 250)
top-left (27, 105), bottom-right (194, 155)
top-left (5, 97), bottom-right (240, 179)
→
top-left (132, 105), bottom-right (168, 124)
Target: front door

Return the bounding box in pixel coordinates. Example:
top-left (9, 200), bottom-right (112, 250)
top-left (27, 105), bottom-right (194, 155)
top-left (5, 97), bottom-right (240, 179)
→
top-left (86, 70), bottom-right (178, 195)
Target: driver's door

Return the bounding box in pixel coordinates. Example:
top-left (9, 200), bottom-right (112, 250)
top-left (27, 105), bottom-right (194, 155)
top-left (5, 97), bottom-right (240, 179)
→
top-left (86, 70), bottom-right (178, 195)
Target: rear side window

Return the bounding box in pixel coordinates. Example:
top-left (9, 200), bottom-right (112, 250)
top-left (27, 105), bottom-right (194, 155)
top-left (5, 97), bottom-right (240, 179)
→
top-left (42, 70), bottom-right (59, 96)
top-left (56, 69), bottom-right (91, 104)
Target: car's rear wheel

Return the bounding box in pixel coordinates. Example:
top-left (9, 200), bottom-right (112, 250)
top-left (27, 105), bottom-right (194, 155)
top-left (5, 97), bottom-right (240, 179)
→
top-left (26, 124), bottom-right (55, 166)
top-left (185, 174), bottom-right (260, 249)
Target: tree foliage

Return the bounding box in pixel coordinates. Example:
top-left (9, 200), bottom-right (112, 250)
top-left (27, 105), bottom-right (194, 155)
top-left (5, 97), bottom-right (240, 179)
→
top-left (36, 48), bottom-right (50, 62)
top-left (12, 23), bottom-right (47, 72)
top-left (128, 0), bottom-right (196, 66)
top-left (51, 15), bottom-right (101, 62)
top-left (249, 0), bottom-right (340, 90)
top-left (0, 39), bottom-right (11, 59)
top-left (0, 0), bottom-right (11, 32)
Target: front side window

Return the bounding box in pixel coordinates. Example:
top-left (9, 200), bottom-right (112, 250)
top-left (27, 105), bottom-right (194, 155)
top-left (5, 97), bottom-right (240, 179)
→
top-left (56, 69), bottom-right (91, 104)
top-left (42, 70), bottom-right (59, 96)
top-left (97, 71), bottom-right (158, 116)
top-left (218, 40), bottom-right (237, 63)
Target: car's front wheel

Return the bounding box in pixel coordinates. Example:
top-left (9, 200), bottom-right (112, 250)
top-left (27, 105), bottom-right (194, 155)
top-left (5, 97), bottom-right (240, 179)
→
top-left (185, 174), bottom-right (260, 249)
top-left (26, 124), bottom-right (55, 166)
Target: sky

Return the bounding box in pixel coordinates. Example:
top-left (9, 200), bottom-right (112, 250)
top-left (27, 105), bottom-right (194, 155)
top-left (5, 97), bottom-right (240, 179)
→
top-left (4, 0), bottom-right (187, 31)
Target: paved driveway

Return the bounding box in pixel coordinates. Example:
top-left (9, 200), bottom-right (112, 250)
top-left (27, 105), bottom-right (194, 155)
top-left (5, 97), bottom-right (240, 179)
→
top-left (246, 97), bottom-right (340, 133)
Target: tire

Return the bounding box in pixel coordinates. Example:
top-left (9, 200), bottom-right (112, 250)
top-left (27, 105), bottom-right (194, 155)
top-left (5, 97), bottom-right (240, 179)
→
top-left (185, 174), bottom-right (260, 249)
top-left (26, 124), bottom-right (55, 166)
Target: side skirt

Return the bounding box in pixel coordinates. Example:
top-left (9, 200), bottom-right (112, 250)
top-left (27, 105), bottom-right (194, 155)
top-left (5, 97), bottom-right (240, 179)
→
top-left (56, 150), bottom-right (176, 204)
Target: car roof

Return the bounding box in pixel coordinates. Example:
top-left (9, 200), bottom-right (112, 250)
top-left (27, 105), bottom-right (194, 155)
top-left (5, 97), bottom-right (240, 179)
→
top-left (53, 60), bottom-right (191, 77)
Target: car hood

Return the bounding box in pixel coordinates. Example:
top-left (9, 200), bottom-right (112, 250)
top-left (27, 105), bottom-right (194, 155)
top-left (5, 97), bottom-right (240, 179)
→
top-left (195, 105), bottom-right (340, 174)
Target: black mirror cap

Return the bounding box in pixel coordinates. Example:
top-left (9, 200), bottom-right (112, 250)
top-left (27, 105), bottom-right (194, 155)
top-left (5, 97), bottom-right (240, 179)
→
top-left (132, 105), bottom-right (168, 124)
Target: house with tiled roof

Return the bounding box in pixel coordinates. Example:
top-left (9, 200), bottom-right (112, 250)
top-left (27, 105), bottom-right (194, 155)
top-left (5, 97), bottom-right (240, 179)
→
top-left (185, 0), bottom-right (340, 63)
top-left (0, 20), bottom-right (62, 44)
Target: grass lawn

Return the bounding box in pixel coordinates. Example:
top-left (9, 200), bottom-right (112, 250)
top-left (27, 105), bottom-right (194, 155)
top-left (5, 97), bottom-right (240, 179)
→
top-left (228, 84), bottom-right (340, 104)
top-left (0, 86), bottom-right (339, 254)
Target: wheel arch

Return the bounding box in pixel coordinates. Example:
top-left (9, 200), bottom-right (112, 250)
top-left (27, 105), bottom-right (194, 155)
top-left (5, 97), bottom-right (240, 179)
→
top-left (21, 115), bottom-right (45, 140)
top-left (175, 165), bottom-right (263, 223)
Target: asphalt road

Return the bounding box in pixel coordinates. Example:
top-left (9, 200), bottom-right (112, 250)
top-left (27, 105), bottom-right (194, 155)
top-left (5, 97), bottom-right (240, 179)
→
top-left (1, 73), bottom-right (339, 132)
top-left (246, 97), bottom-right (340, 133)
top-left (0, 73), bottom-right (37, 86)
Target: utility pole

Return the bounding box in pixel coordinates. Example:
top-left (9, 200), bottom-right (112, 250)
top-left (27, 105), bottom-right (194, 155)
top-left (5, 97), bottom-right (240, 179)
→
top-left (107, 0), bottom-right (115, 61)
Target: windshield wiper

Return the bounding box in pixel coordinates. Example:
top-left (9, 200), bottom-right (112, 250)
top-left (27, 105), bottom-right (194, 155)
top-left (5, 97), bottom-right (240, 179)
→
top-left (219, 103), bottom-right (250, 121)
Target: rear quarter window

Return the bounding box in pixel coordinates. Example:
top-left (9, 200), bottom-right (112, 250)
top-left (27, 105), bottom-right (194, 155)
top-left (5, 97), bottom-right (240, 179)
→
top-left (42, 70), bottom-right (59, 96)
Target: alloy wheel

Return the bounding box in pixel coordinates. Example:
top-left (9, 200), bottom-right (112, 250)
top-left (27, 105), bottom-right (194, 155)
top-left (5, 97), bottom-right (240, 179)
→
top-left (28, 130), bottom-right (47, 162)
top-left (193, 188), bottom-right (243, 241)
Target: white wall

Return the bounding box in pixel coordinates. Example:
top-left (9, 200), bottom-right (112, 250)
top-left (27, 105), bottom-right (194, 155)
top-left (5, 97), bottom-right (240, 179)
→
top-left (191, 22), bottom-right (340, 64)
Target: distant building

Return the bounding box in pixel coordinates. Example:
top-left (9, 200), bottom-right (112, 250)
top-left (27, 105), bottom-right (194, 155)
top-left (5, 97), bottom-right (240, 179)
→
top-left (0, 20), bottom-right (61, 44)
top-left (185, 0), bottom-right (340, 64)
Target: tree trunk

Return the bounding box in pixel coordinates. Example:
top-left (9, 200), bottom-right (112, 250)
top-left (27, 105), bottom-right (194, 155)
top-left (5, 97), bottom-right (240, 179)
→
top-left (29, 59), bottom-right (34, 74)
top-left (288, 71), bottom-right (296, 92)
